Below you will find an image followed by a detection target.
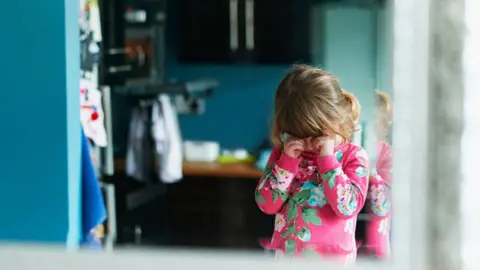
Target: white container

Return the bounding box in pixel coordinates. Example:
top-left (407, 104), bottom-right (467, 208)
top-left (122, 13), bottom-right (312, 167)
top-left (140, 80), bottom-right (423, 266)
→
top-left (183, 140), bottom-right (220, 162)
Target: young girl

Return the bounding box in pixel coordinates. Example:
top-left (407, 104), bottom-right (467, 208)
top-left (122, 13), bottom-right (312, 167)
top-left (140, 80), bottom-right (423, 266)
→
top-left (363, 90), bottom-right (393, 259)
top-left (255, 65), bottom-right (369, 262)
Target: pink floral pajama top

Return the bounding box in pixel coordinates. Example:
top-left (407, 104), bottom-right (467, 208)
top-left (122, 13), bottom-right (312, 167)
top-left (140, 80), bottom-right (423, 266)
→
top-left (255, 143), bottom-right (369, 261)
top-left (364, 141), bottom-right (392, 259)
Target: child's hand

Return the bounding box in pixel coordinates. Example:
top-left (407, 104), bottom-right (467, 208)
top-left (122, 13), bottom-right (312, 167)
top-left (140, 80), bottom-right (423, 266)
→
top-left (314, 137), bottom-right (335, 157)
top-left (283, 139), bottom-right (305, 158)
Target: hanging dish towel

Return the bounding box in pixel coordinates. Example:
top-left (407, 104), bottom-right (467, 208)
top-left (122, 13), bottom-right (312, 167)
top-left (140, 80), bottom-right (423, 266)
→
top-left (151, 94), bottom-right (183, 183)
top-left (126, 105), bottom-right (153, 182)
top-left (80, 80), bottom-right (107, 147)
top-left (80, 126), bottom-right (107, 249)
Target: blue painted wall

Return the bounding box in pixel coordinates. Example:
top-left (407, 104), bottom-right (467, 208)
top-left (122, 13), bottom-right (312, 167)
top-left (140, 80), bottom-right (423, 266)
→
top-left (375, 7), bottom-right (392, 94)
top-left (0, 0), bottom-right (81, 246)
top-left (168, 5), bottom-right (381, 150)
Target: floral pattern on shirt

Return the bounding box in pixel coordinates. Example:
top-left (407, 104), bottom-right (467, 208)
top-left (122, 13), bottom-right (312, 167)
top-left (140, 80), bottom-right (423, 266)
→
top-left (344, 218), bottom-right (356, 235)
top-left (275, 213), bottom-right (286, 232)
top-left (321, 167), bottom-right (363, 216)
top-left (356, 149), bottom-right (369, 163)
top-left (368, 184), bottom-right (391, 216)
top-left (297, 227), bottom-right (312, 242)
top-left (283, 191), bottom-right (322, 226)
top-left (322, 167), bottom-right (343, 189)
top-left (336, 183), bottom-right (359, 215)
top-left (271, 165), bottom-right (294, 192)
top-left (255, 163), bottom-right (291, 206)
top-left (377, 219), bottom-right (389, 235)
top-left (335, 150), bottom-right (344, 162)
top-left (355, 151), bottom-right (368, 170)
top-left (255, 145), bottom-right (369, 259)
top-left (285, 239), bottom-right (296, 255)
top-left (301, 181), bottom-right (327, 208)
top-left (355, 166), bottom-right (367, 177)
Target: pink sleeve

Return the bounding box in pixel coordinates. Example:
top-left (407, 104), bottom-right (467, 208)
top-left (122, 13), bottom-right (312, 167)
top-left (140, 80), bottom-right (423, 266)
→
top-left (255, 147), bottom-right (301, 214)
top-left (315, 147), bottom-right (369, 219)
top-left (368, 145), bottom-right (392, 220)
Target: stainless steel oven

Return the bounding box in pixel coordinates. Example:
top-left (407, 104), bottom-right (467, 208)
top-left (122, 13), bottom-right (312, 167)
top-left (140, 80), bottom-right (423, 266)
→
top-left (99, 0), bottom-right (167, 86)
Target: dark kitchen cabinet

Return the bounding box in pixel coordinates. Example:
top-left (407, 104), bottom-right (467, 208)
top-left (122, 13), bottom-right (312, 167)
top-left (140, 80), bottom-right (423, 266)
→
top-left (177, 0), bottom-right (235, 63)
top-left (99, 0), bottom-right (130, 85)
top-left (250, 0), bottom-right (312, 64)
top-left (176, 0), bottom-right (313, 65)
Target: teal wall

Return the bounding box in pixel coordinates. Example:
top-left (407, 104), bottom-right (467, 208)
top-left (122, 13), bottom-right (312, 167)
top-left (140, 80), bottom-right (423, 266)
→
top-left (0, 0), bottom-right (81, 246)
top-left (171, 5), bottom-right (385, 149)
top-left (375, 7), bottom-right (392, 95)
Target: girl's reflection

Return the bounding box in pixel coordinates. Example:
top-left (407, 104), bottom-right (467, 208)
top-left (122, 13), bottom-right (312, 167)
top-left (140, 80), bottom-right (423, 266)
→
top-left (363, 90), bottom-right (393, 259)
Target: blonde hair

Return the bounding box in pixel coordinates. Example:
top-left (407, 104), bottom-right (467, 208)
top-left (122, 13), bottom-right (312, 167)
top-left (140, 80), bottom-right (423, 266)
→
top-left (342, 89), bottom-right (361, 124)
top-left (375, 89), bottom-right (393, 138)
top-left (271, 64), bottom-right (360, 145)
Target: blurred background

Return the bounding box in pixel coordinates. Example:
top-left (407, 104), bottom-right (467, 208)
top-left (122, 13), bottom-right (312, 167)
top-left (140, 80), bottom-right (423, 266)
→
top-left (1, 0), bottom-right (392, 258)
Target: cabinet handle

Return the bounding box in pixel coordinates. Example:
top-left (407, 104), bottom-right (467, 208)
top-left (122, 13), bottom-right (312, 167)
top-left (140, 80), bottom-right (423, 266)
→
top-left (108, 65), bottom-right (132, 74)
top-left (229, 0), bottom-right (239, 51)
top-left (108, 48), bottom-right (127, 55)
top-left (245, 0), bottom-right (255, 50)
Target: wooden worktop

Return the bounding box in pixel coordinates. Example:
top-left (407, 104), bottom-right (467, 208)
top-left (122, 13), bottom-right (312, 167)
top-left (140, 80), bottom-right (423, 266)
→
top-left (114, 158), bottom-right (263, 179)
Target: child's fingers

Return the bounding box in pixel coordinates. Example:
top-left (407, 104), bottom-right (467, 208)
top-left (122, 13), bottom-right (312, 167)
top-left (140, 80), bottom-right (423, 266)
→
top-left (291, 140), bottom-right (305, 149)
top-left (305, 137), bottom-right (315, 147)
top-left (313, 137), bottom-right (326, 148)
top-left (285, 140), bottom-right (303, 150)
